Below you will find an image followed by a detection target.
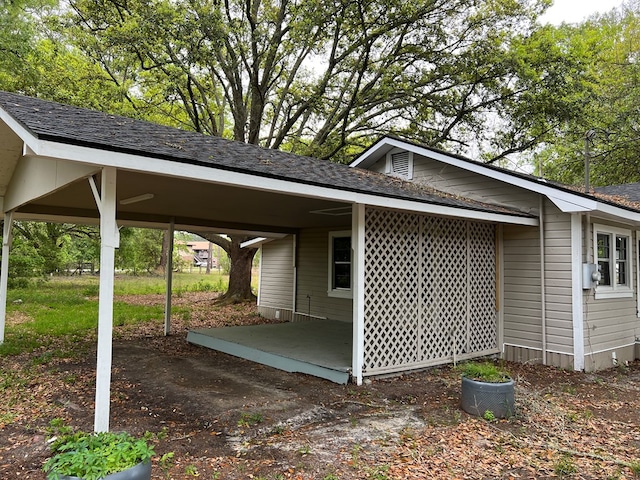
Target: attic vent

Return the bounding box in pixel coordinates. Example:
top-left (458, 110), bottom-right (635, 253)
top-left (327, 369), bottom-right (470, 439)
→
top-left (386, 150), bottom-right (413, 179)
top-left (391, 152), bottom-right (410, 176)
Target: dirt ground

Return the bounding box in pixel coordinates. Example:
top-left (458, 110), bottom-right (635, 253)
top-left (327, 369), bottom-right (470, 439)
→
top-left (1, 292), bottom-right (640, 479)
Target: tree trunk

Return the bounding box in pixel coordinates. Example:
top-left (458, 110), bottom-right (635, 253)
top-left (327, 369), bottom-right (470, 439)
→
top-left (216, 236), bottom-right (257, 304)
top-left (195, 233), bottom-right (258, 304)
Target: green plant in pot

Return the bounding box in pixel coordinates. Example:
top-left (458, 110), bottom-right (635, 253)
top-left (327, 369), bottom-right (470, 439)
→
top-left (43, 430), bottom-right (155, 480)
top-left (459, 360), bottom-right (515, 419)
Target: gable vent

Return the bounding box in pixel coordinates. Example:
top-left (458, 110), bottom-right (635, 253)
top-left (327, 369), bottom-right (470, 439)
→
top-left (391, 151), bottom-right (411, 178)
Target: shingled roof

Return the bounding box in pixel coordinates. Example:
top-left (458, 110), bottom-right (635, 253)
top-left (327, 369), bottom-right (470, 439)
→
top-left (0, 91), bottom-right (531, 219)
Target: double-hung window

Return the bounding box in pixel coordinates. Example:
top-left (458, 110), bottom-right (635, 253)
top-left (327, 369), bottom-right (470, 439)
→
top-left (328, 231), bottom-right (352, 298)
top-left (594, 224), bottom-right (633, 299)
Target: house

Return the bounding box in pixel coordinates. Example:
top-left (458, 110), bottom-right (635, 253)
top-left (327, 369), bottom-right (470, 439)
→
top-left (256, 136), bottom-right (640, 377)
top-left (0, 91), bottom-right (638, 430)
top-left (177, 240), bottom-right (218, 268)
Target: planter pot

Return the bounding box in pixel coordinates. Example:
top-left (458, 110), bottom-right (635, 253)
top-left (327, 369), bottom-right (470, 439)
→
top-left (461, 376), bottom-right (515, 418)
top-left (48, 460), bottom-right (151, 480)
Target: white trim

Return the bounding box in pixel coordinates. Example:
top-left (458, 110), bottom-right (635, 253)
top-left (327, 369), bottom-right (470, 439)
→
top-left (637, 231), bottom-right (640, 318)
top-left (0, 211), bottom-right (13, 344)
top-left (571, 213), bottom-right (585, 371)
top-left (352, 204), bottom-right (365, 385)
top-left (351, 137), bottom-right (640, 221)
top-left (94, 167), bottom-right (117, 432)
top-left (502, 343), bottom-right (575, 357)
top-left (164, 219), bottom-right (175, 336)
top-left (593, 223), bottom-right (634, 299)
top-left (385, 148), bottom-right (414, 179)
top-left (327, 230), bottom-right (352, 299)
top-left (25, 141), bottom-right (537, 226)
top-left (584, 342), bottom-right (638, 356)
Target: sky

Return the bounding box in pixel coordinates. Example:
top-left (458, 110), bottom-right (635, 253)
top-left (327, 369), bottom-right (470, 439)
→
top-left (539, 0), bottom-right (625, 24)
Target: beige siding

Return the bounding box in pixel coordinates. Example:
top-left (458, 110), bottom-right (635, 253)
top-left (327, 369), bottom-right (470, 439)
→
top-left (258, 236), bottom-right (295, 312)
top-left (542, 203), bottom-right (574, 354)
top-left (503, 224), bottom-right (542, 349)
top-left (583, 221), bottom-right (639, 369)
top-left (296, 228), bottom-right (353, 322)
top-left (502, 201), bottom-right (574, 357)
top-left (412, 154), bottom-right (538, 213)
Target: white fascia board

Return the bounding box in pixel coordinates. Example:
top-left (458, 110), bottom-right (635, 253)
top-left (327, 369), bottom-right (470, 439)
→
top-left (349, 140), bottom-right (393, 168)
top-left (593, 202), bottom-right (640, 224)
top-left (0, 108), bottom-right (39, 149)
top-left (547, 195), bottom-right (597, 213)
top-left (34, 138), bottom-right (537, 226)
top-left (240, 235), bottom-right (287, 248)
top-left (355, 137), bottom-right (600, 213)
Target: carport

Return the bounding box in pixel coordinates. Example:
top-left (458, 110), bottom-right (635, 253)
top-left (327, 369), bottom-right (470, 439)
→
top-left (0, 92), bottom-right (535, 432)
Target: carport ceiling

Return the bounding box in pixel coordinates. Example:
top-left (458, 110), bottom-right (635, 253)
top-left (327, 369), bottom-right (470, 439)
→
top-left (15, 169), bottom-right (353, 234)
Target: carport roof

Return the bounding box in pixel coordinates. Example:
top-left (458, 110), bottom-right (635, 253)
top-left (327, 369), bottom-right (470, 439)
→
top-left (0, 91), bottom-right (532, 221)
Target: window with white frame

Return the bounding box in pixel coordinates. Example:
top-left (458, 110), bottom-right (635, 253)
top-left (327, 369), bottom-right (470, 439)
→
top-left (328, 231), bottom-right (352, 298)
top-left (594, 224), bottom-right (633, 299)
top-left (385, 149), bottom-right (413, 179)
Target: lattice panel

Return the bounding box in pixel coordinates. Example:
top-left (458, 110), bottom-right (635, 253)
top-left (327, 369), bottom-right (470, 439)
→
top-left (467, 222), bottom-right (497, 352)
top-left (420, 217), bottom-right (468, 361)
top-left (363, 207), bottom-right (497, 375)
top-left (364, 208), bottom-right (421, 370)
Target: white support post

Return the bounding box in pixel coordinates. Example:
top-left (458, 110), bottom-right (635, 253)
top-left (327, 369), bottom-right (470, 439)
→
top-left (164, 219), bottom-right (175, 336)
top-left (351, 203), bottom-right (366, 385)
top-left (94, 167), bottom-right (118, 432)
top-left (0, 211), bottom-right (14, 344)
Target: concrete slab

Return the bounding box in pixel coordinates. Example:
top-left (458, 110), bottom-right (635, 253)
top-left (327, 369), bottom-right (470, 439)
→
top-left (187, 319), bottom-right (352, 384)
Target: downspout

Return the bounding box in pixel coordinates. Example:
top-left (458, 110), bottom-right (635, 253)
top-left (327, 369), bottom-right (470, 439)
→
top-left (539, 196), bottom-right (547, 365)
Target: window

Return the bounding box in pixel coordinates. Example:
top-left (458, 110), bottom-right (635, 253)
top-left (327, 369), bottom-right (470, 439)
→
top-left (594, 224), bottom-right (633, 299)
top-left (328, 231), bottom-right (352, 298)
top-left (385, 149), bottom-right (413, 179)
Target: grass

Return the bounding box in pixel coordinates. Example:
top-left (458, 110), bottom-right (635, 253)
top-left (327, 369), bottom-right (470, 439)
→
top-left (0, 272), bottom-right (232, 357)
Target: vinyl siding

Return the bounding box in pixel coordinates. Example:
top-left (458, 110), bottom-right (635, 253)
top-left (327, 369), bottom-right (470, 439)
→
top-left (258, 236), bottom-right (294, 310)
top-left (583, 221), bottom-right (639, 368)
top-left (411, 154), bottom-right (539, 213)
top-left (541, 202), bottom-right (574, 354)
top-left (503, 224), bottom-right (542, 349)
top-left (503, 201), bottom-right (574, 355)
top-left (296, 227), bottom-right (353, 323)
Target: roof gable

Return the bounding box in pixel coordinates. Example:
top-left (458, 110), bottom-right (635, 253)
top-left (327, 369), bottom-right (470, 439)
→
top-left (352, 136), bottom-right (640, 223)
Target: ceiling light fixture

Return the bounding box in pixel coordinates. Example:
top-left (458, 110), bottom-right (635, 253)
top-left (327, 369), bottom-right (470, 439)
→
top-left (119, 193), bottom-right (154, 205)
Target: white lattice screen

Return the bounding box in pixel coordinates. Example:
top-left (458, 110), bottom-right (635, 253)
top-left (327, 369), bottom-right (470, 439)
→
top-left (363, 208), bottom-right (497, 375)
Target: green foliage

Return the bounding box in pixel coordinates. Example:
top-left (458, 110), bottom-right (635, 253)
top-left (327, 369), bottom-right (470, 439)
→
top-left (533, 5), bottom-right (640, 186)
top-left (482, 410), bottom-right (496, 421)
top-left (237, 412), bottom-right (264, 427)
top-left (43, 430), bottom-right (155, 480)
top-left (116, 228), bottom-right (164, 274)
top-left (554, 455), bottom-right (577, 476)
top-left (460, 361), bottom-right (511, 383)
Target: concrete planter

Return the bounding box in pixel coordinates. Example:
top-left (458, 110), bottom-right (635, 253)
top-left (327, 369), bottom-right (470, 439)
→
top-left (461, 376), bottom-right (515, 418)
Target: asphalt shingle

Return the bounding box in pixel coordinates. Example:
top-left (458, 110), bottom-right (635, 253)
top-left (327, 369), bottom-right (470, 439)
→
top-left (0, 91), bottom-right (530, 218)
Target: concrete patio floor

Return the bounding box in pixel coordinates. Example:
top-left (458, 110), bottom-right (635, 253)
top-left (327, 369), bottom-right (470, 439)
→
top-left (186, 319), bottom-right (353, 384)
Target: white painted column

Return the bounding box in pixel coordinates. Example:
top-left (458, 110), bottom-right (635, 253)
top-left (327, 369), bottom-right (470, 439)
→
top-left (0, 211), bottom-right (14, 344)
top-left (351, 203), bottom-right (365, 385)
top-left (94, 167), bottom-right (118, 432)
top-left (571, 213), bottom-right (585, 371)
top-left (164, 219), bottom-right (175, 336)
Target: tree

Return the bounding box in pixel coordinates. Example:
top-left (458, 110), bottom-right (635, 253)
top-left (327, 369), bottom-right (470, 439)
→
top-left (529, 1), bottom-right (640, 187)
top-left (52, 0), bottom-right (570, 301)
